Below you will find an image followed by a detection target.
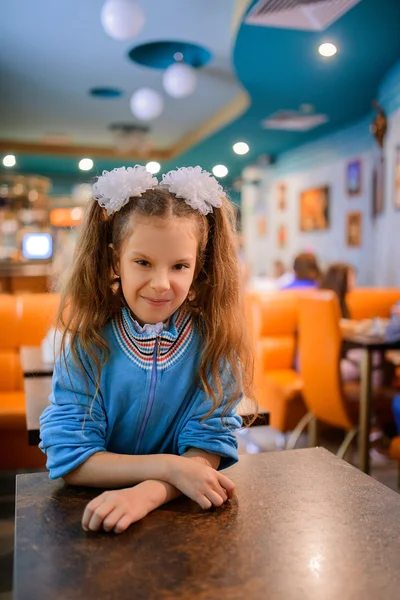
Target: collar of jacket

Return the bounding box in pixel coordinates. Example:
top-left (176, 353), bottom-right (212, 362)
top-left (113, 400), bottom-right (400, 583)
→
top-left (112, 307), bottom-right (195, 368)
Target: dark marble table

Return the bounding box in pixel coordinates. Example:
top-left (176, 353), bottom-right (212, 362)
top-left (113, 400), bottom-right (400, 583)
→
top-left (14, 448), bottom-right (400, 600)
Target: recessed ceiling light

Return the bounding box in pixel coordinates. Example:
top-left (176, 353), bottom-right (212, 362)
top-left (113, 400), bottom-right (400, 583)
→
top-left (233, 142), bottom-right (249, 155)
top-left (318, 42), bottom-right (337, 57)
top-left (79, 158), bottom-right (93, 171)
top-left (3, 155), bottom-right (16, 167)
top-left (212, 165), bottom-right (228, 178)
top-left (146, 161), bottom-right (161, 174)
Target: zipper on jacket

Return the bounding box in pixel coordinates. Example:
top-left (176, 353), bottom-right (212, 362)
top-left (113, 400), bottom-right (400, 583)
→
top-left (134, 336), bottom-right (160, 453)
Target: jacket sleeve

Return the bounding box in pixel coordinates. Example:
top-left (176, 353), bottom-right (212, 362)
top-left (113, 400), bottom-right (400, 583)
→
top-left (177, 371), bottom-right (243, 469)
top-left (39, 346), bottom-right (107, 480)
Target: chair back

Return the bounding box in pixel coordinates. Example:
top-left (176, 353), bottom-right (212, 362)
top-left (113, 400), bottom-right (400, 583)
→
top-left (0, 295), bottom-right (23, 392)
top-left (17, 293), bottom-right (60, 345)
top-left (252, 291), bottom-right (298, 371)
top-left (347, 288), bottom-right (400, 319)
top-left (298, 291), bottom-right (352, 430)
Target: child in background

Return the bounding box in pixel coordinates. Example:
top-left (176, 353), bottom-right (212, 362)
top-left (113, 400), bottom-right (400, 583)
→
top-left (40, 165), bottom-right (254, 534)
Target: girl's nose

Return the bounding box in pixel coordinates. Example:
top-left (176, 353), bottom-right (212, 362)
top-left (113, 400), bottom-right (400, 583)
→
top-left (150, 270), bottom-right (170, 293)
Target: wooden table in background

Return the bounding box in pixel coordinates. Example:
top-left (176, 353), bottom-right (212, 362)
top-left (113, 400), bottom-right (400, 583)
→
top-left (14, 448), bottom-right (400, 600)
top-left (20, 347), bottom-right (269, 446)
top-left (342, 332), bottom-right (400, 474)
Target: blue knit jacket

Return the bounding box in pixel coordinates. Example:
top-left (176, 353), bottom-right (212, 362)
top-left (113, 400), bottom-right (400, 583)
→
top-left (39, 308), bottom-right (242, 479)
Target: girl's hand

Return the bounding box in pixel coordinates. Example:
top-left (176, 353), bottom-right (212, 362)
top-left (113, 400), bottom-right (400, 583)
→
top-left (81, 484), bottom-right (154, 534)
top-left (168, 457), bottom-right (235, 509)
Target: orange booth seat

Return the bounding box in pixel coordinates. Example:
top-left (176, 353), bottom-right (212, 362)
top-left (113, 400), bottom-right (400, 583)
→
top-left (249, 291), bottom-right (306, 435)
top-left (347, 288), bottom-right (400, 320)
top-left (0, 293), bottom-right (60, 470)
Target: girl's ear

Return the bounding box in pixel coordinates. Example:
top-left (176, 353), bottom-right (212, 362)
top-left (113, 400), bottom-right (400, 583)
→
top-left (108, 243), bottom-right (120, 277)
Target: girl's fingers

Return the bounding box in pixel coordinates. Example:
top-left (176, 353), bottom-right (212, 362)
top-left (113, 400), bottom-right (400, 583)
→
top-left (114, 515), bottom-right (135, 534)
top-left (86, 502), bottom-right (115, 532)
top-left (212, 481), bottom-right (228, 502)
top-left (217, 473), bottom-right (236, 498)
top-left (82, 496), bottom-right (105, 530)
top-left (196, 495), bottom-right (212, 510)
top-left (205, 489), bottom-right (225, 508)
top-left (102, 507), bottom-right (125, 532)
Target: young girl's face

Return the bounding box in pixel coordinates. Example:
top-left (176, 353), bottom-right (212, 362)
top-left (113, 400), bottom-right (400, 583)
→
top-left (117, 215), bottom-right (198, 325)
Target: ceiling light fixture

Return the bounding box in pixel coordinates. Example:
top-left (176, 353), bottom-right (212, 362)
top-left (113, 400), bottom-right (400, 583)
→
top-left (79, 158), bottom-right (94, 171)
top-left (146, 161), bottom-right (161, 174)
top-left (318, 42), bottom-right (337, 57)
top-left (3, 155), bottom-right (16, 167)
top-left (163, 63), bottom-right (197, 99)
top-left (233, 142), bottom-right (249, 155)
top-left (212, 165), bottom-right (228, 178)
top-left (101, 0), bottom-right (145, 41)
top-left (130, 88), bottom-right (164, 121)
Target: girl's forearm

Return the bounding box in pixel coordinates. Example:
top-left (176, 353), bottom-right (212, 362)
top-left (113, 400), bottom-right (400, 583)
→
top-left (63, 448), bottom-right (220, 488)
top-left (63, 451), bottom-right (181, 488)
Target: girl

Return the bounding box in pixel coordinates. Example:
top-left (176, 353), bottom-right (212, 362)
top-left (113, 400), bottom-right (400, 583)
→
top-left (40, 165), bottom-right (254, 534)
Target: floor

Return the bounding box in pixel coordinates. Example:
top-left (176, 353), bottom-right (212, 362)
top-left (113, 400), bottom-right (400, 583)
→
top-left (1, 428), bottom-right (399, 598)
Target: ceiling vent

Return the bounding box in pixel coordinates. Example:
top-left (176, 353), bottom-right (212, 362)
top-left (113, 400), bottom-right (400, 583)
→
top-left (108, 123), bottom-right (152, 153)
top-left (245, 0), bottom-right (361, 31)
top-left (261, 110), bottom-right (328, 131)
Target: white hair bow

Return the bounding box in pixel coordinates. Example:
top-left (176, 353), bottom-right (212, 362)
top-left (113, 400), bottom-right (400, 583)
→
top-left (92, 164), bottom-right (225, 216)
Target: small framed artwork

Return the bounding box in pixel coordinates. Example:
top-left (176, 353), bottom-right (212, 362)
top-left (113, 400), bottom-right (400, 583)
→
top-left (277, 224), bottom-right (287, 248)
top-left (346, 158), bottom-right (362, 196)
top-left (372, 156), bottom-right (384, 217)
top-left (257, 215), bottom-right (267, 237)
top-left (346, 212), bottom-right (362, 247)
top-left (394, 146), bottom-right (400, 210)
top-left (299, 186), bottom-right (329, 231)
top-left (277, 183), bottom-right (287, 211)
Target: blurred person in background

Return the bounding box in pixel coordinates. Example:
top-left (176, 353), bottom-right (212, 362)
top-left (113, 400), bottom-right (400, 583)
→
top-left (273, 259), bottom-right (294, 289)
top-left (279, 252), bottom-right (320, 290)
top-left (320, 262), bottom-right (355, 319)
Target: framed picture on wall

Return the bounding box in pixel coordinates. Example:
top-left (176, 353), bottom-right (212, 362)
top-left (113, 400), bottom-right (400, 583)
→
top-left (346, 212), bottom-right (362, 247)
top-left (277, 224), bottom-right (287, 248)
top-left (257, 215), bottom-right (267, 237)
top-left (346, 159), bottom-right (362, 196)
top-left (277, 183), bottom-right (287, 211)
top-left (372, 156), bottom-right (384, 217)
top-left (394, 146), bottom-right (400, 210)
top-left (299, 186), bottom-right (329, 231)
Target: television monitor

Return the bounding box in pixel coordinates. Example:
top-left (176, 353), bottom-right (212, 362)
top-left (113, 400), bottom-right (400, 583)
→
top-left (22, 233), bottom-right (53, 260)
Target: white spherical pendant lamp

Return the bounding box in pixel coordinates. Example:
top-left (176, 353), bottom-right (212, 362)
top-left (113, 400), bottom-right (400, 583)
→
top-left (163, 63), bottom-right (197, 99)
top-left (101, 0), bottom-right (145, 41)
top-left (130, 88), bottom-right (164, 121)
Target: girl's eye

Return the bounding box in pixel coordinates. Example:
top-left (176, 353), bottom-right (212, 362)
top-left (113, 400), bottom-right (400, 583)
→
top-left (173, 264), bottom-right (188, 271)
top-left (135, 260), bottom-right (151, 267)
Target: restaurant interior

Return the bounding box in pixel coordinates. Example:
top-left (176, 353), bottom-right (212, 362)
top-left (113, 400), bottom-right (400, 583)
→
top-left (2, 0), bottom-right (400, 598)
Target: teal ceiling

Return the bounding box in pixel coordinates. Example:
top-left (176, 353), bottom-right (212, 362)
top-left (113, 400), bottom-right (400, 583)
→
top-left (1, 0), bottom-right (400, 191)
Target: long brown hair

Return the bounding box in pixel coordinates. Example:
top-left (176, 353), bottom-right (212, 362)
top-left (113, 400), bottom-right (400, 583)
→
top-left (320, 263), bottom-right (353, 318)
top-left (57, 186), bottom-right (254, 417)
